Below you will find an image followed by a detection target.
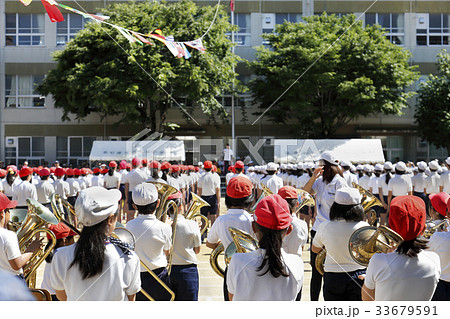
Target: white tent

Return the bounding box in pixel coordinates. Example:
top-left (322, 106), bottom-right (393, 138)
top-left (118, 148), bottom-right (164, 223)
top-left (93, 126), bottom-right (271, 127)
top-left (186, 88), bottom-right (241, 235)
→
top-left (89, 140), bottom-right (186, 162)
top-left (273, 139), bottom-right (385, 164)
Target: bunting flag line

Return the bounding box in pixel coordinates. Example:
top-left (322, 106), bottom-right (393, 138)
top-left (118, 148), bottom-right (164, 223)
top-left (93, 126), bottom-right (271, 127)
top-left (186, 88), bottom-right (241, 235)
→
top-left (18, 0), bottom-right (208, 58)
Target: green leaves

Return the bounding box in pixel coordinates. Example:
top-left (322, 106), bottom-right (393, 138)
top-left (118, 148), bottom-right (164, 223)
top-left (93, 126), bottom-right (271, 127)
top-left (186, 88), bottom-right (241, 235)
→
top-left (250, 13), bottom-right (419, 137)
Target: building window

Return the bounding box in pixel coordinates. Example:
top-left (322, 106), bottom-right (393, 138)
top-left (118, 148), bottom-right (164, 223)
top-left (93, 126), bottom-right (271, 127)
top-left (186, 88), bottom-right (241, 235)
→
top-left (56, 13), bottom-right (86, 46)
top-left (5, 14), bottom-right (45, 46)
top-left (5, 75), bottom-right (45, 108)
top-left (57, 136), bottom-right (96, 166)
top-left (417, 14), bottom-right (450, 46)
top-left (365, 13), bottom-right (404, 45)
top-left (275, 13), bottom-right (302, 25)
top-left (235, 13), bottom-right (251, 46)
top-left (5, 136), bottom-right (45, 166)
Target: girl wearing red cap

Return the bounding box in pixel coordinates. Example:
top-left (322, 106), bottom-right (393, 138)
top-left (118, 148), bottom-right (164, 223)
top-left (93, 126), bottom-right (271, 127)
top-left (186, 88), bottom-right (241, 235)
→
top-left (227, 194), bottom-right (303, 301)
top-left (2, 167), bottom-right (20, 200)
top-left (103, 162), bottom-right (121, 190)
top-left (362, 195), bottom-right (440, 301)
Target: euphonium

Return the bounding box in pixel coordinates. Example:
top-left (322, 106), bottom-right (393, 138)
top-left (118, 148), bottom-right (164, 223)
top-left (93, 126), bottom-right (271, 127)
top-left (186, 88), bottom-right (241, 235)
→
top-left (423, 219), bottom-right (450, 239)
top-left (348, 225), bottom-right (403, 267)
top-left (185, 193), bottom-right (210, 236)
top-left (7, 208), bottom-right (28, 232)
top-left (50, 193), bottom-right (80, 235)
top-left (249, 182), bottom-right (273, 213)
top-left (149, 182), bottom-right (178, 222)
top-left (352, 182), bottom-right (383, 226)
top-left (18, 198), bottom-right (59, 287)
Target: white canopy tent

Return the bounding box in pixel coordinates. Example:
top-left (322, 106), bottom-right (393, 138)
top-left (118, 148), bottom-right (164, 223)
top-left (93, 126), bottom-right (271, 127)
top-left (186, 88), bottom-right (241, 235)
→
top-left (273, 139), bottom-right (385, 164)
top-left (89, 140), bottom-right (186, 162)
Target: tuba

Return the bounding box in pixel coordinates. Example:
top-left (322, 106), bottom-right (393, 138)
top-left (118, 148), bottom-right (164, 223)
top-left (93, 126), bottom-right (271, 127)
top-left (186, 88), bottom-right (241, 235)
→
top-left (18, 199), bottom-right (59, 288)
top-left (423, 219), bottom-right (450, 239)
top-left (50, 193), bottom-right (80, 235)
top-left (352, 182), bottom-right (383, 227)
top-left (348, 225), bottom-right (403, 267)
top-left (149, 182), bottom-right (178, 222)
top-left (112, 226), bottom-right (175, 301)
top-left (7, 208), bottom-right (28, 232)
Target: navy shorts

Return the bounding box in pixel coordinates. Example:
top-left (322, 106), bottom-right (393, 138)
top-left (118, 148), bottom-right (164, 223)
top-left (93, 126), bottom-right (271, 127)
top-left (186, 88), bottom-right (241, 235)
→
top-left (323, 269), bottom-right (366, 301)
top-left (127, 191), bottom-right (134, 211)
top-left (137, 267), bottom-right (172, 301)
top-left (169, 264), bottom-right (199, 301)
top-left (432, 279), bottom-right (450, 301)
top-left (200, 195), bottom-right (218, 217)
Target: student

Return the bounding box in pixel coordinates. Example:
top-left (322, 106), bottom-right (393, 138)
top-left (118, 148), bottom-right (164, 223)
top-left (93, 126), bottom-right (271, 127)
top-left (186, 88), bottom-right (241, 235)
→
top-left (362, 195), bottom-right (440, 301)
top-left (50, 187), bottom-right (141, 301)
top-left (103, 161), bottom-right (121, 190)
top-left (36, 168), bottom-right (55, 208)
top-left (198, 160), bottom-right (221, 227)
top-left (227, 194), bottom-right (303, 301)
top-left (125, 183), bottom-right (172, 301)
top-left (0, 193), bottom-right (42, 278)
top-left (312, 188), bottom-right (369, 300)
top-left (13, 167), bottom-right (38, 209)
top-left (124, 158), bottom-right (147, 222)
top-left (206, 176), bottom-right (255, 300)
top-left (167, 191), bottom-right (202, 301)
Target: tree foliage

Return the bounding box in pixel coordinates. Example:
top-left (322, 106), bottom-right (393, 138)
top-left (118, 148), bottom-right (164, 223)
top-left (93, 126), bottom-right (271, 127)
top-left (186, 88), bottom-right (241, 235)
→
top-left (249, 14), bottom-right (419, 137)
top-left (415, 50), bottom-right (450, 153)
top-left (38, 1), bottom-right (239, 132)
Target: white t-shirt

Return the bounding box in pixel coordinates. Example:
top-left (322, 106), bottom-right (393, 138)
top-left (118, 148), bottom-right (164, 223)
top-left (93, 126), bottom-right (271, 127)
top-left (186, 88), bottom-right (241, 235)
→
top-left (90, 175), bottom-right (104, 187)
top-left (368, 176), bottom-right (379, 194)
top-left (377, 174), bottom-right (389, 196)
top-left (425, 172), bottom-right (441, 194)
top-left (50, 243), bottom-right (141, 301)
top-left (342, 170), bottom-right (357, 188)
top-left (296, 174), bottom-right (310, 189)
top-left (198, 172), bottom-right (220, 196)
top-left (54, 178), bottom-right (70, 199)
top-left (223, 148), bottom-right (234, 161)
top-left (313, 220), bottom-right (369, 272)
top-left (364, 251), bottom-right (441, 301)
top-left (66, 178), bottom-right (80, 197)
top-left (427, 231), bottom-right (450, 282)
top-left (41, 260), bottom-right (55, 294)
top-left (126, 214), bottom-right (172, 271)
top-left (36, 180), bottom-right (55, 204)
top-left (12, 180), bottom-right (38, 207)
top-left (227, 249), bottom-right (303, 301)
top-left (282, 216), bottom-right (308, 256)
top-left (0, 228), bottom-right (22, 275)
top-left (387, 174), bottom-right (412, 196)
top-left (125, 169), bottom-right (147, 192)
top-left (225, 172), bottom-right (235, 185)
top-left (412, 172), bottom-right (427, 193)
top-left (260, 175), bottom-right (284, 194)
top-left (2, 178), bottom-right (21, 197)
top-left (358, 175), bottom-right (371, 190)
top-left (103, 171), bottom-right (121, 189)
top-left (311, 175), bottom-right (347, 231)
top-left (207, 209), bottom-right (254, 250)
top-left (439, 171), bottom-right (450, 193)
top-left (172, 216), bottom-right (201, 265)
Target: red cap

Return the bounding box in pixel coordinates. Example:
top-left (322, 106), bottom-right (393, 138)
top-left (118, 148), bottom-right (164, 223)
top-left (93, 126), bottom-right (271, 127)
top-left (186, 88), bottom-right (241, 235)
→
top-left (188, 165), bottom-right (194, 171)
top-left (80, 168), bottom-right (88, 175)
top-left (39, 168), bottom-right (50, 177)
top-left (168, 191), bottom-right (183, 200)
top-left (447, 198), bottom-right (450, 217)
top-left (109, 161), bottom-right (117, 168)
top-left (278, 186), bottom-right (298, 200)
top-left (227, 176), bottom-right (253, 198)
top-left (101, 168), bottom-right (108, 174)
top-left (18, 167), bottom-right (32, 178)
top-left (73, 168), bottom-right (81, 176)
top-left (142, 159), bottom-right (148, 165)
top-left (132, 158), bottom-right (140, 167)
top-left (429, 192), bottom-right (450, 217)
top-left (7, 165), bottom-right (17, 174)
top-left (161, 161), bottom-right (171, 170)
top-left (119, 160), bottom-right (127, 170)
top-left (0, 193), bottom-right (17, 211)
top-left (389, 195), bottom-right (426, 241)
top-left (228, 165), bottom-right (234, 172)
top-left (254, 194), bottom-right (292, 230)
top-left (203, 161), bottom-right (212, 169)
top-left (126, 163), bottom-right (132, 170)
top-left (195, 167), bottom-right (199, 172)
top-left (212, 165), bottom-right (217, 172)
top-left (33, 167), bottom-right (38, 174)
top-left (55, 167), bottom-right (65, 177)
top-left (150, 161), bottom-right (161, 169)
top-left (66, 168), bottom-right (74, 176)
top-left (50, 167), bottom-right (56, 174)
top-left (0, 169), bottom-right (6, 178)
top-left (93, 167), bottom-right (101, 174)
top-left (47, 222), bottom-right (76, 240)
top-left (235, 161), bottom-right (244, 169)
top-left (171, 165), bottom-right (180, 172)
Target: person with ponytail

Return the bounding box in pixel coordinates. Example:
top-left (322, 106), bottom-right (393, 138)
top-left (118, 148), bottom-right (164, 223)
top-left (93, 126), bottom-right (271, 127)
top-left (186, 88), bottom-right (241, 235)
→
top-left (103, 161), bottom-right (121, 190)
top-left (146, 161), bottom-right (166, 184)
top-left (50, 187), bottom-right (141, 301)
top-left (2, 166), bottom-right (20, 200)
top-left (226, 194), bottom-right (303, 301)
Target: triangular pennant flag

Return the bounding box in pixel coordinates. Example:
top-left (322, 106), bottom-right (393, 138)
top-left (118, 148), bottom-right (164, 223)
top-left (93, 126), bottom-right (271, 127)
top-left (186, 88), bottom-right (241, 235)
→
top-left (179, 43), bottom-right (191, 59)
top-left (115, 26), bottom-right (138, 44)
top-left (165, 41), bottom-right (180, 57)
top-left (147, 33), bottom-right (166, 44)
top-left (41, 0), bottom-right (64, 22)
top-left (19, 0), bottom-right (33, 6)
top-left (184, 38), bottom-right (206, 52)
top-left (130, 31), bottom-right (153, 45)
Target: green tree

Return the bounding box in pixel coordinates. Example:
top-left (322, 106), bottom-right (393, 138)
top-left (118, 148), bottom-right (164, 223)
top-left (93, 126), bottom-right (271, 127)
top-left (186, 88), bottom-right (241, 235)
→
top-left (249, 14), bottom-right (419, 137)
top-left (415, 50), bottom-right (450, 153)
top-left (38, 1), bottom-right (239, 132)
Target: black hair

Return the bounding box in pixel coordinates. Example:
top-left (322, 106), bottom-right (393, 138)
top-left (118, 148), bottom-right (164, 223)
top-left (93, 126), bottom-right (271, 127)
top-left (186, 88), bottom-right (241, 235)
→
top-left (329, 203), bottom-right (365, 222)
top-left (385, 171), bottom-right (392, 185)
top-left (322, 162), bottom-right (343, 184)
top-left (204, 168), bottom-right (212, 172)
top-left (135, 201), bottom-right (158, 215)
top-left (225, 194), bottom-right (254, 210)
top-left (254, 223), bottom-right (289, 278)
top-left (45, 236), bottom-right (73, 263)
top-left (235, 167), bottom-right (243, 173)
top-left (20, 175), bottom-right (29, 181)
top-left (41, 175), bottom-right (49, 181)
top-left (167, 198), bottom-right (183, 216)
top-left (151, 168), bottom-right (159, 180)
top-left (395, 169), bottom-right (405, 175)
top-left (161, 169), bottom-right (169, 182)
top-left (69, 214), bottom-right (116, 279)
top-left (285, 198), bottom-right (298, 215)
top-left (7, 172), bottom-right (15, 186)
top-left (395, 238), bottom-right (428, 258)
top-left (266, 170), bottom-right (276, 176)
top-left (108, 167), bottom-right (114, 176)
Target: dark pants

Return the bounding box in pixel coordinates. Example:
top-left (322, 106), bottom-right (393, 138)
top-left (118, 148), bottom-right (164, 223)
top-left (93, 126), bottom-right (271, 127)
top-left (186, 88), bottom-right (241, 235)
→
top-left (127, 191), bottom-right (134, 211)
top-left (310, 229), bottom-right (322, 301)
top-left (137, 267), bottom-right (172, 301)
top-left (224, 161), bottom-right (230, 176)
top-left (323, 269), bottom-right (366, 301)
top-left (67, 196), bottom-right (76, 208)
top-left (200, 195), bottom-right (218, 217)
top-left (119, 184), bottom-right (126, 200)
top-left (169, 264), bottom-right (199, 301)
top-left (432, 279), bottom-right (450, 301)
top-left (223, 266), bottom-right (229, 301)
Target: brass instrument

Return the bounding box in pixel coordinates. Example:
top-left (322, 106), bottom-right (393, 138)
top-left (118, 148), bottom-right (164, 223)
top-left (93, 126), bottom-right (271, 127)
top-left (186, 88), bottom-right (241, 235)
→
top-left (149, 182), bottom-right (178, 222)
top-left (296, 189), bottom-right (315, 215)
top-left (7, 208), bottom-right (28, 232)
top-left (50, 193), bottom-right (80, 235)
top-left (112, 226), bottom-right (175, 301)
top-left (17, 198), bottom-right (59, 288)
top-left (209, 243), bottom-right (226, 278)
top-left (348, 225), bottom-right (404, 267)
top-left (315, 249), bottom-right (326, 276)
top-left (185, 193), bottom-right (210, 236)
top-left (423, 219), bottom-right (450, 239)
top-left (249, 181), bottom-right (273, 213)
top-left (352, 183), bottom-right (383, 227)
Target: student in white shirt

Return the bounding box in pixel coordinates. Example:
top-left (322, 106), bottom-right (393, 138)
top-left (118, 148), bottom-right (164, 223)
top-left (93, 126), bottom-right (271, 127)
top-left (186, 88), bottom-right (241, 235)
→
top-left (227, 194), bottom-right (303, 301)
top-left (439, 157), bottom-right (450, 193)
top-left (90, 168), bottom-right (103, 187)
top-left (197, 161), bottom-right (221, 227)
top-left (65, 168), bottom-right (80, 208)
top-left (146, 161), bottom-right (166, 184)
top-left (13, 167), bottom-right (38, 209)
top-left (362, 195), bottom-right (441, 301)
top-left (124, 158), bottom-right (147, 222)
top-left (2, 167), bottom-right (20, 200)
top-left (378, 162), bottom-right (393, 225)
top-left (126, 183), bottom-right (172, 301)
top-left (312, 188), bottom-right (369, 300)
top-left (387, 161), bottom-right (413, 209)
top-left (340, 160), bottom-right (357, 188)
top-left (259, 162), bottom-right (283, 195)
top-left (36, 168), bottom-right (55, 207)
top-left (225, 166), bottom-right (235, 185)
top-left (103, 161), bottom-right (121, 190)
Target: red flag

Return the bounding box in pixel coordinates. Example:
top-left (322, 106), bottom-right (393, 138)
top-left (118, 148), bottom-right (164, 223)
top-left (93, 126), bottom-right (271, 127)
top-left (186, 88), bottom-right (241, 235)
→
top-left (41, 0), bottom-right (64, 23)
top-left (230, 0), bottom-right (234, 12)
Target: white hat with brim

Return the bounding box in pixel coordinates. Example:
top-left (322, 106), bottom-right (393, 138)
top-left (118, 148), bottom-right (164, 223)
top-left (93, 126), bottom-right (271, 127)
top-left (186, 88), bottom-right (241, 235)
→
top-left (335, 188), bottom-right (362, 205)
top-left (321, 152), bottom-right (339, 166)
top-left (75, 187), bottom-right (122, 227)
top-left (395, 161), bottom-right (407, 172)
top-left (132, 183), bottom-right (158, 206)
top-left (429, 161), bottom-right (439, 171)
top-left (266, 162), bottom-right (278, 171)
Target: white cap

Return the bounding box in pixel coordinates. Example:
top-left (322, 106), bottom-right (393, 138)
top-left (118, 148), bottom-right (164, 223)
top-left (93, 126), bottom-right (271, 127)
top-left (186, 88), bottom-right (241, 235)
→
top-left (445, 157), bottom-right (450, 165)
top-left (384, 161), bottom-right (394, 170)
top-left (363, 164), bottom-right (373, 173)
top-left (429, 160), bottom-right (439, 171)
top-left (248, 166), bottom-right (255, 172)
top-left (132, 183), bottom-right (158, 206)
top-left (321, 152), bottom-right (339, 166)
top-left (335, 188), bottom-right (362, 205)
top-left (395, 161), bottom-right (406, 172)
top-left (425, 167), bottom-right (431, 176)
top-left (297, 163), bottom-right (304, 170)
top-left (75, 187), bottom-right (122, 227)
top-left (340, 160), bottom-right (351, 167)
top-left (198, 162), bottom-right (203, 167)
top-left (417, 161), bottom-right (427, 171)
top-left (266, 162), bottom-right (278, 171)
top-left (374, 163), bottom-right (383, 171)
top-left (356, 164), bottom-right (363, 171)
top-left (442, 167), bottom-right (448, 173)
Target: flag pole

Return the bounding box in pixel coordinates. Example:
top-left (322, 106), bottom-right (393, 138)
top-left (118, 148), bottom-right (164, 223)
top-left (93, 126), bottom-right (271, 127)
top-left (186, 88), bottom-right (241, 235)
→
top-left (231, 0), bottom-right (236, 160)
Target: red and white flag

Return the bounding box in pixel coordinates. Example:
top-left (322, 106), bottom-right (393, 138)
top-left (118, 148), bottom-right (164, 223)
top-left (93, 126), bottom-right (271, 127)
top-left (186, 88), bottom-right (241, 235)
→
top-left (230, 0), bottom-right (234, 12)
